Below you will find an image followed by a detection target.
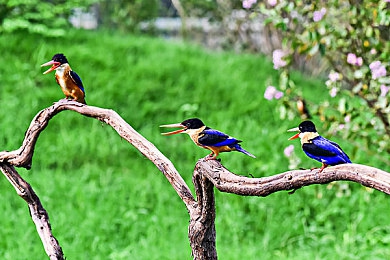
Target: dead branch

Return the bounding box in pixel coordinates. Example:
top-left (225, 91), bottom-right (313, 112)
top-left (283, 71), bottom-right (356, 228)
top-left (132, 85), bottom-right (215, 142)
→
top-left (0, 99), bottom-right (196, 209)
top-left (195, 159), bottom-right (390, 196)
top-left (1, 99), bottom-right (390, 260)
top-left (0, 163), bottom-right (64, 260)
top-left (189, 159), bottom-right (390, 260)
top-left (0, 100), bottom-right (196, 260)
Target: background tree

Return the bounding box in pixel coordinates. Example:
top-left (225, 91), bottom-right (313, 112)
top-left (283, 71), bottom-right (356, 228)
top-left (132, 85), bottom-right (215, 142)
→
top-left (245, 0), bottom-right (389, 161)
top-left (0, 0), bottom-right (98, 36)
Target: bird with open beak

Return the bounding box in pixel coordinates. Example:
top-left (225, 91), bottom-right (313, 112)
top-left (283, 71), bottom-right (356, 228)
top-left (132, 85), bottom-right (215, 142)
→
top-left (41, 53), bottom-right (86, 104)
top-left (160, 118), bottom-right (256, 160)
top-left (288, 120), bottom-right (351, 172)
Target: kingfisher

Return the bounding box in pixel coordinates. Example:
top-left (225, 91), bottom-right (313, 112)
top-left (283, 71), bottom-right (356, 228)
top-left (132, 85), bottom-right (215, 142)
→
top-left (288, 120), bottom-right (351, 172)
top-left (160, 118), bottom-right (256, 160)
top-left (41, 53), bottom-right (86, 104)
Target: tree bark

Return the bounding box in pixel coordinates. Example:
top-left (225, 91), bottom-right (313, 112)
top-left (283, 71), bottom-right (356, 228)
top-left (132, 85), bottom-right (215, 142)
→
top-left (196, 159), bottom-right (390, 196)
top-left (189, 166), bottom-right (217, 260)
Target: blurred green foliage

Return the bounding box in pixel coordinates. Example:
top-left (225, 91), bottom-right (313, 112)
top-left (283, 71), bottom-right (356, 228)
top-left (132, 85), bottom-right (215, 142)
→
top-left (0, 0), bottom-right (160, 35)
top-left (0, 0), bottom-right (97, 36)
top-left (98, 0), bottom-right (159, 32)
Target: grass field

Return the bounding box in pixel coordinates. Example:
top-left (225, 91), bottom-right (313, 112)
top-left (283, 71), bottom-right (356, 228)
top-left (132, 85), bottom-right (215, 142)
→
top-left (0, 29), bottom-right (389, 259)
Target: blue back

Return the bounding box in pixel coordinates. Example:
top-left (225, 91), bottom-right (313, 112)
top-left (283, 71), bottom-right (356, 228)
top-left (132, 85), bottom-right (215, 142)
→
top-left (199, 129), bottom-right (239, 147)
top-left (303, 136), bottom-right (351, 165)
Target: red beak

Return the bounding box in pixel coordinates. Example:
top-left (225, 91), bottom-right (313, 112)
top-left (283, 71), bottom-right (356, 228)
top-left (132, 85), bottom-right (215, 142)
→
top-left (287, 127), bottom-right (300, 140)
top-left (288, 133), bottom-right (300, 140)
top-left (160, 123), bottom-right (186, 135)
top-left (41, 60), bottom-right (60, 74)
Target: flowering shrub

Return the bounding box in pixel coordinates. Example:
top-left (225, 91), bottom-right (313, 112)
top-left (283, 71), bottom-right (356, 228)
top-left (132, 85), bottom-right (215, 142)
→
top-left (264, 86), bottom-right (284, 100)
top-left (245, 0), bottom-right (390, 159)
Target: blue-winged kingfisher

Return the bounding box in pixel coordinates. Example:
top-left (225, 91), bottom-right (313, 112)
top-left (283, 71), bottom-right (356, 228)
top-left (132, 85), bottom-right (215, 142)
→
top-left (41, 53), bottom-right (86, 104)
top-left (288, 120), bottom-right (351, 172)
top-left (160, 118), bottom-right (256, 160)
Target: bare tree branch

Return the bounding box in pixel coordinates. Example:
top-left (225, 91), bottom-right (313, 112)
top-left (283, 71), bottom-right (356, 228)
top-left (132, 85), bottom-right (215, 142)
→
top-left (0, 100), bottom-right (196, 259)
top-left (188, 159), bottom-right (390, 260)
top-left (1, 99), bottom-right (389, 260)
top-left (0, 99), bottom-right (196, 209)
top-left (194, 159), bottom-right (390, 196)
top-left (0, 163), bottom-right (64, 260)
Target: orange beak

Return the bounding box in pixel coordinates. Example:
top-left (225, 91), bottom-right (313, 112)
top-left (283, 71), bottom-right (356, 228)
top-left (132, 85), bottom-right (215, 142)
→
top-left (160, 123), bottom-right (186, 136)
top-left (41, 60), bottom-right (60, 74)
top-left (287, 127), bottom-right (300, 140)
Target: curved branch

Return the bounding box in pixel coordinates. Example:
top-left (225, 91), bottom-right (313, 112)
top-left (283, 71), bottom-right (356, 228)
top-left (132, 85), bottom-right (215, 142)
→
top-left (0, 99), bottom-right (196, 209)
top-left (0, 163), bottom-right (64, 260)
top-left (2, 99), bottom-right (389, 260)
top-left (195, 159), bottom-right (390, 196)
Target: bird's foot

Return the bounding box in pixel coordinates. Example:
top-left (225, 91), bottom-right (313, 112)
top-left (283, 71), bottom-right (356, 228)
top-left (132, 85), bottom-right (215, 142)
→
top-left (318, 164), bottom-right (328, 173)
top-left (205, 154), bottom-right (218, 161)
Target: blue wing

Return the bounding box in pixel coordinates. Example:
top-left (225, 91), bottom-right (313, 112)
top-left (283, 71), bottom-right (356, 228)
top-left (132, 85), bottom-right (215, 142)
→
top-left (303, 136), bottom-right (351, 165)
top-left (198, 128), bottom-right (240, 147)
top-left (69, 70), bottom-right (85, 93)
top-left (199, 128), bottom-right (256, 158)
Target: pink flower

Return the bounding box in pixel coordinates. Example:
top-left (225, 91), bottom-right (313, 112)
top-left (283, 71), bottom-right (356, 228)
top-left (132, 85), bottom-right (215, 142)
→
top-left (284, 145), bottom-right (294, 157)
top-left (344, 115), bottom-right (351, 123)
top-left (370, 61), bottom-right (381, 70)
top-left (264, 86), bottom-right (284, 100)
top-left (268, 0), bottom-right (277, 6)
top-left (369, 61), bottom-right (387, 79)
top-left (330, 87), bottom-right (338, 97)
top-left (380, 85), bottom-right (390, 97)
top-left (313, 7), bottom-right (327, 22)
top-left (356, 57), bottom-right (363, 66)
top-left (347, 53), bottom-right (356, 64)
top-left (264, 86), bottom-right (276, 100)
top-left (347, 53), bottom-right (363, 66)
top-left (274, 91), bottom-right (284, 99)
top-left (272, 49), bottom-right (288, 69)
top-left (328, 71), bottom-right (341, 82)
top-left (243, 0), bottom-right (257, 9)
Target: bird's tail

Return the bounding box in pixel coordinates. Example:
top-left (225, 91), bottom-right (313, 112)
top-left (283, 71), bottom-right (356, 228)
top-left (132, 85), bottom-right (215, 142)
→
top-left (232, 144), bottom-right (256, 158)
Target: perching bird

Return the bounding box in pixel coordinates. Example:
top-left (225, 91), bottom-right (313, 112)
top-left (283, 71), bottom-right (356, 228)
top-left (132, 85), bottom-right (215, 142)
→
top-left (160, 118), bottom-right (256, 160)
top-left (288, 120), bottom-right (351, 172)
top-left (41, 53), bottom-right (86, 104)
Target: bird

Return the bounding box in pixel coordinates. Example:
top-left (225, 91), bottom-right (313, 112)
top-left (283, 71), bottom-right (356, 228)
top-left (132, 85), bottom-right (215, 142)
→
top-left (287, 120), bottom-right (351, 172)
top-left (160, 118), bottom-right (256, 160)
top-left (41, 53), bottom-right (86, 104)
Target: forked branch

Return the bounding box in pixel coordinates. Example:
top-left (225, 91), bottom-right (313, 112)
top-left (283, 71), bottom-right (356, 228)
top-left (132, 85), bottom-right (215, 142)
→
top-left (1, 99), bottom-right (389, 260)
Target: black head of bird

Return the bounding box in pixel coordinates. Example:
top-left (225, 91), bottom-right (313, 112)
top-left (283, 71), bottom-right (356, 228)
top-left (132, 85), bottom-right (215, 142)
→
top-left (41, 53), bottom-right (69, 74)
top-left (288, 120), bottom-right (317, 140)
top-left (160, 118), bottom-right (205, 135)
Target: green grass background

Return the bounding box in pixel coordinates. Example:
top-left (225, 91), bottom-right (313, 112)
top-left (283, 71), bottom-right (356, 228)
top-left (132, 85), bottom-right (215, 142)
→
top-left (0, 29), bottom-right (389, 259)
